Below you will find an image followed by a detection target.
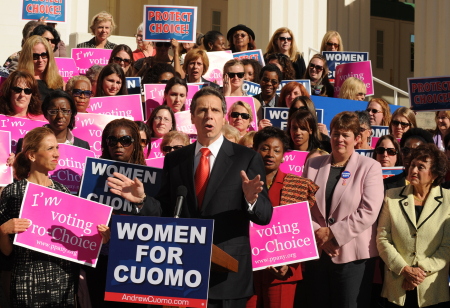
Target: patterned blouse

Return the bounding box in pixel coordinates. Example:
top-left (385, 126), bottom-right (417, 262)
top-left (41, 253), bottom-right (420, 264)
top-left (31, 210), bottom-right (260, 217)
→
top-left (76, 37), bottom-right (116, 49)
top-left (0, 179), bottom-right (79, 308)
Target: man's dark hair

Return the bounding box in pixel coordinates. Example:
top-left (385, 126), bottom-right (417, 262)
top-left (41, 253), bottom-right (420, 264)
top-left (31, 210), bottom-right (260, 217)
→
top-left (190, 87), bottom-right (227, 115)
top-left (259, 64), bottom-right (282, 83)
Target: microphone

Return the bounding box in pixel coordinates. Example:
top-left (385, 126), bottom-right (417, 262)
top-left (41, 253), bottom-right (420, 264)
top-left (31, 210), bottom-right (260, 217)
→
top-left (174, 185), bottom-right (188, 218)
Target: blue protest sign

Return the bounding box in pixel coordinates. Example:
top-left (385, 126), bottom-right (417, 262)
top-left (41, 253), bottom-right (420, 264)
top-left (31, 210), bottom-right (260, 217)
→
top-left (143, 5), bottom-right (197, 43)
top-left (371, 125), bottom-right (389, 138)
top-left (316, 109), bottom-right (324, 124)
top-left (105, 215), bottom-right (213, 307)
top-left (233, 50), bottom-right (265, 67)
top-left (264, 107), bottom-right (324, 130)
top-left (22, 0), bottom-right (66, 23)
top-left (243, 80), bottom-right (261, 96)
top-left (382, 167), bottom-right (404, 179)
top-left (279, 80), bottom-right (312, 95)
top-left (126, 77), bottom-right (141, 95)
top-left (322, 51), bottom-right (369, 82)
top-left (79, 158), bottom-right (162, 215)
top-left (355, 149), bottom-right (374, 158)
top-left (408, 76), bottom-right (450, 112)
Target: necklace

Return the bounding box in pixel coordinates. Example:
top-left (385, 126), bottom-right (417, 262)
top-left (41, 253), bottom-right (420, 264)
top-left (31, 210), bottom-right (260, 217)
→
top-left (413, 195), bottom-right (425, 202)
top-left (331, 155), bottom-right (350, 168)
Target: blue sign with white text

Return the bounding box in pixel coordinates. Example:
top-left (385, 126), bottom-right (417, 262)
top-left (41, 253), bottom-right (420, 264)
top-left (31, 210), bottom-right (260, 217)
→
top-left (244, 80), bottom-right (261, 96)
top-left (264, 107), bottom-right (324, 130)
top-left (278, 80), bottom-right (312, 95)
top-left (355, 149), bottom-right (374, 158)
top-left (22, 0), bottom-right (66, 23)
top-left (408, 76), bottom-right (450, 112)
top-left (126, 77), bottom-right (141, 95)
top-left (322, 51), bottom-right (369, 82)
top-left (371, 126), bottom-right (390, 138)
top-left (382, 167), bottom-right (404, 179)
top-left (105, 215), bottom-right (213, 307)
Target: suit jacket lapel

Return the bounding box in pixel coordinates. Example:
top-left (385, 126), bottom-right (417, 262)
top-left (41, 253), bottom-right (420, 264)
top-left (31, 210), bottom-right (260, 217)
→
top-left (181, 144), bottom-right (199, 215)
top-left (417, 185), bottom-right (443, 229)
top-left (201, 139), bottom-right (234, 212)
top-left (399, 185), bottom-right (417, 230)
top-left (315, 155), bottom-right (332, 220)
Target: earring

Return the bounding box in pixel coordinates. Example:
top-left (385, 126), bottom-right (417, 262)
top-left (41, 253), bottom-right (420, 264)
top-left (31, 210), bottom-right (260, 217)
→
top-left (281, 158), bottom-right (285, 163)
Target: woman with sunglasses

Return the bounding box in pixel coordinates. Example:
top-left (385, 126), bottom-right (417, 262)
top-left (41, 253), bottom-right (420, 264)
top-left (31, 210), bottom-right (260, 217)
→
top-left (18, 35), bottom-right (64, 103)
top-left (287, 109), bottom-right (322, 152)
top-left (320, 31), bottom-right (344, 52)
top-left (95, 63), bottom-right (128, 97)
top-left (366, 98), bottom-right (392, 126)
top-left (354, 111), bottom-right (372, 150)
top-left (146, 105), bottom-right (176, 139)
top-left (431, 111), bottom-right (450, 151)
top-left (389, 107), bottom-right (416, 139)
top-left (161, 77), bottom-right (188, 113)
top-left (135, 121), bottom-right (151, 158)
top-left (30, 24), bottom-right (61, 54)
top-left (108, 44), bottom-right (136, 77)
top-left (227, 101), bottom-right (253, 137)
top-left (374, 135), bottom-right (402, 167)
top-left (66, 75), bottom-right (92, 113)
top-left (160, 131), bottom-right (190, 156)
top-left (304, 54), bottom-right (334, 97)
top-left (227, 24), bottom-right (256, 53)
top-left (338, 77), bottom-right (367, 101)
top-left (265, 53), bottom-right (296, 81)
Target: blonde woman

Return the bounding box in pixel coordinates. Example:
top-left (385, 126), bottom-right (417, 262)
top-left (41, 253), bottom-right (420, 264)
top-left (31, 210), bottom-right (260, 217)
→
top-left (227, 101), bottom-right (253, 137)
top-left (76, 11), bottom-right (117, 49)
top-left (222, 124), bottom-right (241, 143)
top-left (320, 30), bottom-right (344, 52)
top-left (367, 98), bottom-right (392, 126)
top-left (304, 54), bottom-right (334, 97)
top-left (18, 35), bottom-right (63, 102)
top-left (338, 77), bottom-right (367, 101)
top-left (265, 27), bottom-right (306, 79)
top-left (389, 107), bottom-right (416, 139)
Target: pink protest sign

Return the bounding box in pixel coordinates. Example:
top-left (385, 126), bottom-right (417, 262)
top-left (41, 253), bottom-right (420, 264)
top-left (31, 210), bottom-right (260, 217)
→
top-left (334, 61), bottom-right (374, 98)
top-left (87, 94), bottom-right (144, 121)
top-left (250, 201), bottom-right (319, 270)
top-left (147, 138), bottom-right (164, 159)
top-left (0, 131), bottom-right (13, 186)
top-left (146, 157), bottom-right (164, 169)
top-left (279, 150), bottom-right (309, 176)
top-left (54, 57), bottom-right (79, 83)
top-left (203, 51), bottom-right (233, 87)
top-left (175, 111), bottom-right (197, 135)
top-left (48, 144), bottom-right (95, 194)
top-left (225, 96), bottom-right (258, 131)
top-left (0, 114), bottom-right (47, 153)
top-left (72, 113), bottom-right (130, 158)
top-left (71, 48), bottom-right (111, 75)
top-left (370, 136), bottom-right (401, 149)
top-left (14, 182), bottom-right (112, 267)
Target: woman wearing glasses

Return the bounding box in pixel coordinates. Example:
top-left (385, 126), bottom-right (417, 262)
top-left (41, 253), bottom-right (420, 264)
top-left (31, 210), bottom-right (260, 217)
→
top-left (108, 44), bottom-right (136, 77)
top-left (320, 31), bottom-right (344, 52)
top-left (265, 27), bottom-right (307, 79)
top-left (431, 111), bottom-right (450, 151)
top-left (304, 54), bottom-right (334, 97)
top-left (132, 23), bottom-right (155, 61)
top-left (146, 105), bottom-right (176, 139)
top-left (76, 11), bottom-right (116, 49)
top-left (160, 131), bottom-right (190, 156)
top-left (95, 63), bottom-right (128, 97)
top-left (374, 135), bottom-right (402, 167)
top-left (227, 101), bottom-right (253, 137)
top-left (265, 53), bottom-right (296, 81)
top-left (354, 111), bottom-right (372, 150)
top-left (66, 75), bottom-right (92, 113)
top-left (338, 77), bottom-right (367, 101)
top-left (389, 107), bottom-right (416, 139)
top-left (18, 35), bottom-right (64, 103)
top-left (366, 98), bottom-right (392, 126)
top-left (227, 24), bottom-right (256, 53)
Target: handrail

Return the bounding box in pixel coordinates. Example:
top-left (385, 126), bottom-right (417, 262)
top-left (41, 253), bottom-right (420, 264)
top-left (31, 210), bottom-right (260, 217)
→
top-left (307, 47), bottom-right (408, 105)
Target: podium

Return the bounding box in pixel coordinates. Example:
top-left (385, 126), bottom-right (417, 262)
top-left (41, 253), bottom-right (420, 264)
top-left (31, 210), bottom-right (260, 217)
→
top-left (211, 244), bottom-right (239, 273)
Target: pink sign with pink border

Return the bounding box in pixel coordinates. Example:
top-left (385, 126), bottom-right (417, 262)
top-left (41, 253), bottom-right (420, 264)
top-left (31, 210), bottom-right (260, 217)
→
top-left (146, 157), bottom-right (165, 169)
top-left (71, 48), bottom-right (112, 75)
top-left (87, 94), bottom-right (144, 121)
top-left (203, 51), bottom-right (233, 87)
top-left (250, 201), bottom-right (319, 270)
top-left (225, 96), bottom-right (258, 132)
top-left (175, 111), bottom-right (197, 135)
top-left (147, 138), bottom-right (164, 159)
top-left (279, 150), bottom-right (309, 177)
top-left (0, 131), bottom-right (13, 186)
top-left (54, 57), bottom-right (79, 83)
top-left (14, 182), bottom-right (112, 267)
top-left (370, 136), bottom-right (401, 149)
top-left (334, 61), bottom-right (374, 98)
top-left (0, 115), bottom-right (47, 153)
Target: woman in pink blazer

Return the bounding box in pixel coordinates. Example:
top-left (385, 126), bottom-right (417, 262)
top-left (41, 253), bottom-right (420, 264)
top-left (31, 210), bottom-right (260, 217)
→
top-left (302, 111), bottom-right (384, 308)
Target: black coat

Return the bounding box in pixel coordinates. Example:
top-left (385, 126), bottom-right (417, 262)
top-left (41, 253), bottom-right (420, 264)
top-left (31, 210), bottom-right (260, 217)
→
top-left (15, 136), bottom-right (90, 154)
top-left (383, 171), bottom-right (407, 192)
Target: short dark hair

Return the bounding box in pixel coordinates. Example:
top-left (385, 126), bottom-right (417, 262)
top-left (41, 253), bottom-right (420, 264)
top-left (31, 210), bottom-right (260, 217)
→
top-left (374, 135), bottom-right (402, 166)
top-left (259, 64), bottom-right (282, 84)
top-left (31, 25), bottom-right (60, 52)
top-left (146, 105), bottom-right (176, 138)
top-left (135, 121), bottom-right (151, 158)
top-left (253, 126), bottom-right (290, 153)
top-left (242, 59), bottom-right (262, 83)
top-left (203, 31), bottom-right (224, 51)
top-left (190, 87), bottom-right (227, 115)
top-left (410, 143), bottom-right (449, 186)
top-left (142, 62), bottom-right (176, 84)
top-left (41, 90), bottom-right (77, 130)
top-left (264, 53), bottom-right (295, 80)
top-left (95, 63), bottom-right (128, 96)
top-left (400, 128), bottom-right (434, 148)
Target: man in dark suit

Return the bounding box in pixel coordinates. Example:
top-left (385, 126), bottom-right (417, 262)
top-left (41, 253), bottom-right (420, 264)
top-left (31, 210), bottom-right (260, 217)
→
top-left (108, 87), bottom-right (273, 308)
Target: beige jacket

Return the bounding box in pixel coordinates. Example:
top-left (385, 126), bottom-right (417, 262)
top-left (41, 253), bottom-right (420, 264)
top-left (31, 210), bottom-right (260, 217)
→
top-left (377, 185), bottom-right (450, 307)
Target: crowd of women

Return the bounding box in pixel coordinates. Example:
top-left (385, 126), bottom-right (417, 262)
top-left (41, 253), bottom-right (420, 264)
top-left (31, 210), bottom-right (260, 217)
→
top-left (1, 9), bottom-right (450, 308)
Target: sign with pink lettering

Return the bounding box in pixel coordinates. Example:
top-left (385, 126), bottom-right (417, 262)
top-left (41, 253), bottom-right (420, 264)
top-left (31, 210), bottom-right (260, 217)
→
top-left (145, 157), bottom-right (164, 169)
top-left (279, 150), bottom-right (308, 177)
top-left (87, 94), bottom-right (144, 121)
top-left (203, 51), bottom-right (233, 87)
top-left (334, 61), bottom-right (374, 98)
top-left (14, 182), bottom-right (112, 267)
top-left (147, 138), bottom-right (164, 159)
top-left (175, 111), bottom-right (197, 135)
top-left (48, 144), bottom-right (95, 194)
top-left (54, 57), bottom-right (79, 83)
top-left (0, 131), bottom-right (13, 186)
top-left (225, 96), bottom-right (258, 132)
top-left (250, 201), bottom-right (319, 270)
top-left (72, 113), bottom-right (131, 158)
top-left (0, 114), bottom-right (47, 153)
top-left (71, 48), bottom-right (112, 75)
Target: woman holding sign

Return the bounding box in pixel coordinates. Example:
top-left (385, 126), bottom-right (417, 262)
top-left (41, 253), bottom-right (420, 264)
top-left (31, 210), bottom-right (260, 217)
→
top-left (246, 126), bottom-right (318, 308)
top-left (302, 111), bottom-right (384, 308)
top-left (0, 127), bottom-right (110, 307)
top-left (304, 54), bottom-right (334, 97)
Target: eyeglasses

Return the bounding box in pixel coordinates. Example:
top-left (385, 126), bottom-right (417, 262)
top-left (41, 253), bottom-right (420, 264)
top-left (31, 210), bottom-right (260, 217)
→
top-left (33, 52), bottom-right (49, 60)
top-left (366, 109), bottom-right (382, 114)
top-left (47, 109), bottom-right (72, 116)
top-left (401, 147), bottom-right (411, 156)
top-left (113, 56), bottom-right (131, 65)
top-left (44, 37), bottom-right (57, 44)
top-left (140, 138), bottom-right (148, 147)
top-left (106, 135), bottom-right (134, 147)
top-left (155, 42), bottom-right (171, 48)
top-left (72, 89), bottom-right (92, 98)
top-left (162, 145), bottom-right (184, 152)
top-left (227, 72), bottom-right (245, 79)
top-left (391, 120), bottom-right (411, 129)
top-left (154, 116), bottom-right (172, 123)
top-left (230, 112), bottom-right (250, 120)
top-left (261, 77), bottom-right (279, 85)
top-left (11, 86), bottom-right (32, 95)
top-left (327, 42), bottom-right (339, 48)
top-left (234, 33), bottom-right (247, 39)
top-left (375, 147), bottom-right (397, 156)
top-left (278, 37), bottom-right (292, 42)
top-left (135, 34), bottom-right (143, 39)
top-left (309, 63), bottom-right (323, 72)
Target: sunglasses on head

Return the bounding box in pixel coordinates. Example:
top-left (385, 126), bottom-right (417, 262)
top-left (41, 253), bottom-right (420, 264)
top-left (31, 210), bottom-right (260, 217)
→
top-left (162, 145), bottom-right (183, 152)
top-left (112, 56), bottom-right (131, 64)
top-left (230, 112), bottom-right (250, 120)
top-left (327, 42), bottom-right (339, 48)
top-left (366, 109), bottom-right (382, 114)
top-left (309, 63), bottom-right (323, 72)
top-left (106, 135), bottom-right (134, 147)
top-left (44, 37), bottom-right (57, 44)
top-left (11, 86), bottom-right (32, 95)
top-left (227, 72), bottom-right (245, 79)
top-left (391, 120), bottom-right (411, 129)
top-left (72, 89), bottom-right (92, 98)
top-left (278, 37), bottom-right (292, 42)
top-left (33, 52), bottom-right (49, 60)
top-left (156, 42), bottom-right (171, 48)
top-left (375, 147), bottom-right (397, 156)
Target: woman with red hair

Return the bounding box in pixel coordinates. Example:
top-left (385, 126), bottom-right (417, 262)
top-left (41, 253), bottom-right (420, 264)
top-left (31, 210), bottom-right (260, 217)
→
top-left (277, 81), bottom-right (310, 108)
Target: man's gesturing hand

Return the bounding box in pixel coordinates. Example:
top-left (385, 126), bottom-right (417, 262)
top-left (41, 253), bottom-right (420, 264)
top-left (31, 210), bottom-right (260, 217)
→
top-left (107, 172), bottom-right (145, 203)
top-left (241, 170), bottom-right (264, 204)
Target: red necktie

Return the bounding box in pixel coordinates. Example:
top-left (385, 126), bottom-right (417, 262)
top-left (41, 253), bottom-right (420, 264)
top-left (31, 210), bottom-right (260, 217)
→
top-left (195, 148), bottom-right (211, 209)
